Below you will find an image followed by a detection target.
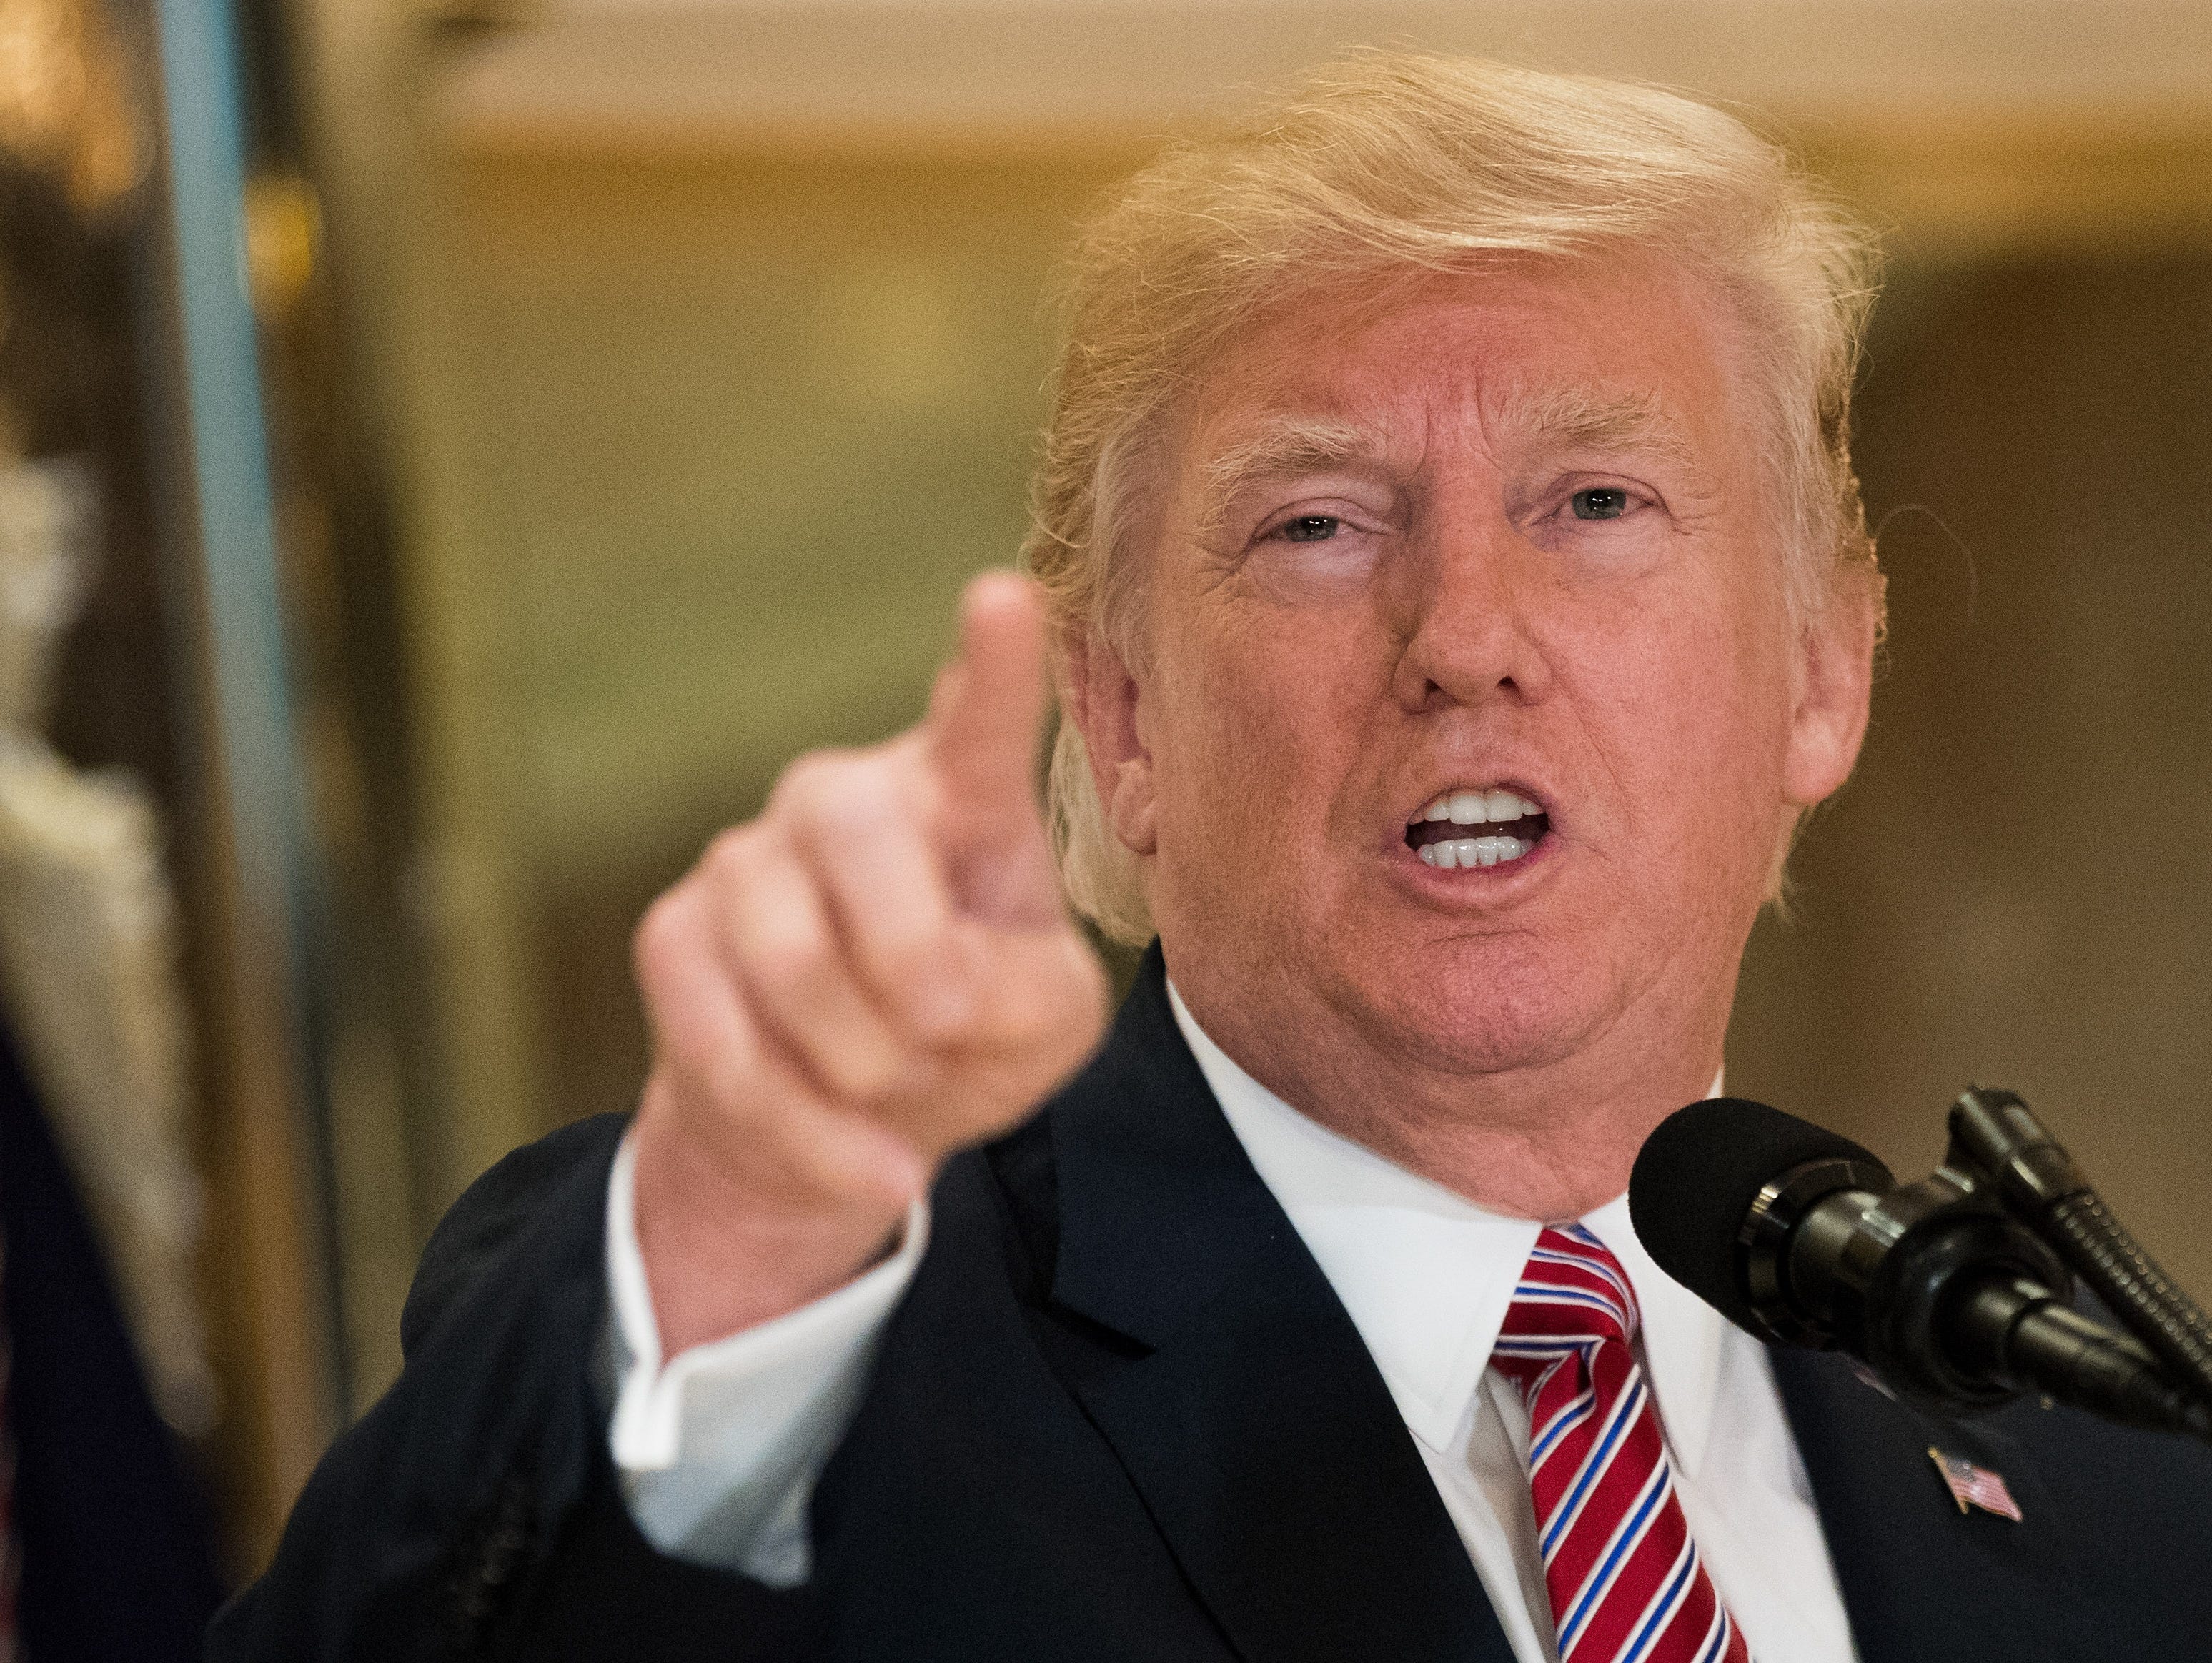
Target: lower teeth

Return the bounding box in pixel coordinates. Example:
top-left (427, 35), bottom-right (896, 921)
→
top-left (1419, 835), bottom-right (1530, 870)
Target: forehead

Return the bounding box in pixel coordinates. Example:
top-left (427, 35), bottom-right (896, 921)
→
top-left (1176, 258), bottom-right (1755, 469)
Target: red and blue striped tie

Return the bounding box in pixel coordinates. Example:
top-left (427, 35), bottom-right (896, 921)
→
top-left (1490, 1224), bottom-right (1750, 1663)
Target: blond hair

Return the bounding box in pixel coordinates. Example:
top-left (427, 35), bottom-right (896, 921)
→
top-left (1022, 52), bottom-right (1883, 945)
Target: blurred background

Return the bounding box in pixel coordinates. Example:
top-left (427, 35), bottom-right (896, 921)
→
top-left (7, 0), bottom-right (2212, 1614)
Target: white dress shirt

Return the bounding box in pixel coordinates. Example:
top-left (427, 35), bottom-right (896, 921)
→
top-left (605, 988), bottom-right (1861, 1661)
top-left (605, 1136), bottom-right (929, 1584)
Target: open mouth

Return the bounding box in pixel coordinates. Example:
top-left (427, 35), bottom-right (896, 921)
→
top-left (1404, 787), bottom-right (1552, 870)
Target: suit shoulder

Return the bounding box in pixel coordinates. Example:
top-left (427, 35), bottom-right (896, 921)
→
top-left (400, 1112), bottom-right (628, 1359)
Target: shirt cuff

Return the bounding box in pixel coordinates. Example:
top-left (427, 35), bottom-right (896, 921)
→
top-left (603, 1131), bottom-right (928, 1583)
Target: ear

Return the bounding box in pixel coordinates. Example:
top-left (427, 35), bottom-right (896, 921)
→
top-left (1782, 569), bottom-right (1881, 809)
top-left (1062, 627), bottom-right (1159, 856)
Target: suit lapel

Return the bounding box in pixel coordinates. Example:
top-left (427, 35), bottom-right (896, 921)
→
top-left (1772, 1348), bottom-right (2099, 1663)
top-left (1043, 948), bottom-right (1514, 1663)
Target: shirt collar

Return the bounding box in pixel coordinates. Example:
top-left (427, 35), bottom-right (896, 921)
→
top-left (1165, 980), bottom-right (1727, 1476)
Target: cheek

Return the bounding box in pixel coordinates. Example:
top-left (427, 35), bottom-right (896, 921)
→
top-left (1575, 570), bottom-right (1795, 853)
top-left (1152, 611), bottom-right (1376, 845)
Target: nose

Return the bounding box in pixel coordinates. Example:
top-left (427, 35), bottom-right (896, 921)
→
top-left (1385, 501), bottom-right (1555, 713)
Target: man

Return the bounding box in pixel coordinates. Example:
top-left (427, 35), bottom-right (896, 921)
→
top-left (214, 54), bottom-right (2211, 1662)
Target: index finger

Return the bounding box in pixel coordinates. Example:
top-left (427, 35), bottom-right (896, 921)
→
top-left (926, 570), bottom-right (1050, 824)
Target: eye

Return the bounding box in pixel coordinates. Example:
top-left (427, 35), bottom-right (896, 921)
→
top-left (1278, 514), bottom-right (1341, 543)
top-left (1568, 487), bottom-right (1631, 521)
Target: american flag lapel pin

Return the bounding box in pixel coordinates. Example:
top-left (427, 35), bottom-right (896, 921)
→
top-left (1928, 1446), bottom-right (2024, 1522)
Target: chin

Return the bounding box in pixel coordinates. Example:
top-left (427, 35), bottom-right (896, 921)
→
top-left (1322, 930), bottom-right (1622, 1078)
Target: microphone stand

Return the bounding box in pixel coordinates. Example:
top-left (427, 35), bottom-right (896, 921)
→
top-left (1946, 1087), bottom-right (2212, 1424)
top-left (1742, 1098), bottom-right (2212, 1442)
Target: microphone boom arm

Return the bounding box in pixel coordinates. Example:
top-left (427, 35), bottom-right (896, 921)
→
top-left (1947, 1086), bottom-right (2212, 1416)
top-left (1632, 1093), bottom-right (2212, 1445)
top-left (1731, 1114), bottom-right (2212, 1441)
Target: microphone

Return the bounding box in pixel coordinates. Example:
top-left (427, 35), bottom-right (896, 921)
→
top-left (1630, 1097), bottom-right (2212, 1441)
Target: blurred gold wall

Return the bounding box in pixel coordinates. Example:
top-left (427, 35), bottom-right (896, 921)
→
top-left (1732, 254), bottom-right (2212, 1299)
top-left (242, 0), bottom-right (2212, 1566)
top-left (431, 147), bottom-right (1135, 1153)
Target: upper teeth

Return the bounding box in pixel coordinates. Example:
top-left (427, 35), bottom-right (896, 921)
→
top-left (1413, 788), bottom-right (1544, 826)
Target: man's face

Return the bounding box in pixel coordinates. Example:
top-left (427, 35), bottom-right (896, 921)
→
top-left (1079, 258), bottom-right (1872, 1091)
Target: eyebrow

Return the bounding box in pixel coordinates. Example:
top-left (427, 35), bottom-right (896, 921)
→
top-left (1493, 385), bottom-right (1706, 478)
top-left (1194, 415), bottom-right (1383, 541)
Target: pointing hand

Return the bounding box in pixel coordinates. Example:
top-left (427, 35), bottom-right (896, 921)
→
top-left (628, 572), bottom-right (1109, 1354)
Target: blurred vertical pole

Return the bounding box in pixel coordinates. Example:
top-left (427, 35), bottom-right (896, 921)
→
top-left (144, 0), bottom-right (349, 1559)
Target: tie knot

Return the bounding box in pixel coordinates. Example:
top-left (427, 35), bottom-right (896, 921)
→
top-left (1493, 1224), bottom-right (1642, 1370)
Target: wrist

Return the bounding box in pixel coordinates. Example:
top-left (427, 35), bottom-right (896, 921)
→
top-left (630, 1103), bottom-right (912, 1356)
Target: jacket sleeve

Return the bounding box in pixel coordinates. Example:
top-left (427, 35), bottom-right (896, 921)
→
top-left (206, 1113), bottom-right (812, 1662)
top-left (605, 1133), bottom-right (928, 1584)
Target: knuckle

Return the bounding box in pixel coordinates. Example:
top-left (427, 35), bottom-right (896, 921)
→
top-left (866, 915), bottom-right (942, 988)
top-left (631, 890), bottom-right (695, 991)
top-left (699, 824), bottom-right (760, 883)
top-left (730, 882), bottom-right (835, 999)
top-left (780, 747), bottom-right (909, 837)
top-left (743, 918), bottom-right (829, 1000)
top-left (840, 755), bottom-right (904, 820)
top-left (772, 749), bottom-right (859, 820)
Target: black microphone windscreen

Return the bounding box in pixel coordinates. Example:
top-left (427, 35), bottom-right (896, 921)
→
top-left (1630, 1098), bottom-right (1892, 1331)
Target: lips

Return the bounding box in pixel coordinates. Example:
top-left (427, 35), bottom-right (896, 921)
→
top-left (1404, 785), bottom-right (1551, 870)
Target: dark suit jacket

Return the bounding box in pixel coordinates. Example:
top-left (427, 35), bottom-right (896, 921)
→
top-left (210, 947), bottom-right (2212, 1660)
